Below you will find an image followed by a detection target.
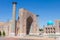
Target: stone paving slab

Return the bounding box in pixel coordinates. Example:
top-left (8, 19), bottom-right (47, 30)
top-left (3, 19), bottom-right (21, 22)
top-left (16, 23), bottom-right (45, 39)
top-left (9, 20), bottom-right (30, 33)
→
top-left (0, 37), bottom-right (56, 40)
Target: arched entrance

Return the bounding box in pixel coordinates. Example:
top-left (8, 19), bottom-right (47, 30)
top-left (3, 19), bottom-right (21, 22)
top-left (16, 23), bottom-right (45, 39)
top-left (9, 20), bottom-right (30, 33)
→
top-left (26, 16), bottom-right (33, 35)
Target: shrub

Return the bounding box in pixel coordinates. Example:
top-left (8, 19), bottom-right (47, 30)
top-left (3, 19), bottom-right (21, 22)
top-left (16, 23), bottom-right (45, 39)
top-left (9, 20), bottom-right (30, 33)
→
top-left (0, 31), bottom-right (1, 36)
top-left (39, 29), bottom-right (43, 31)
top-left (3, 31), bottom-right (5, 36)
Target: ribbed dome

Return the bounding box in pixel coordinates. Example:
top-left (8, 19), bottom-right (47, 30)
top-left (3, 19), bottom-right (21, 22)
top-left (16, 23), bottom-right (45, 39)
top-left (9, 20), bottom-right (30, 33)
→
top-left (47, 21), bottom-right (54, 25)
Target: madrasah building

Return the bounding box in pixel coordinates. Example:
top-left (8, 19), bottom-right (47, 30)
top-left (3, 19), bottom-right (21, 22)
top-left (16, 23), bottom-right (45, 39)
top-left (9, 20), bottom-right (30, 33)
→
top-left (0, 2), bottom-right (39, 36)
top-left (0, 2), bottom-right (60, 37)
top-left (44, 20), bottom-right (60, 35)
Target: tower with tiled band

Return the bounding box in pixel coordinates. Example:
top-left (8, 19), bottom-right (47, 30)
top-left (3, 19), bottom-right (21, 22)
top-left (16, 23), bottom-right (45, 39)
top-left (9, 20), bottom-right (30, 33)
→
top-left (12, 2), bottom-right (17, 36)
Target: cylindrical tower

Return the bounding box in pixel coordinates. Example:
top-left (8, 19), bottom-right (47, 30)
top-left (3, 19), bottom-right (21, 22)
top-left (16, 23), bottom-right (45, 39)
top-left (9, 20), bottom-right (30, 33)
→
top-left (12, 2), bottom-right (17, 36)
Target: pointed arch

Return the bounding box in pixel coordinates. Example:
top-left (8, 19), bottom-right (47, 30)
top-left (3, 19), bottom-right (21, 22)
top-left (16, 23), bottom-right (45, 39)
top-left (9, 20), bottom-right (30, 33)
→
top-left (26, 16), bottom-right (33, 35)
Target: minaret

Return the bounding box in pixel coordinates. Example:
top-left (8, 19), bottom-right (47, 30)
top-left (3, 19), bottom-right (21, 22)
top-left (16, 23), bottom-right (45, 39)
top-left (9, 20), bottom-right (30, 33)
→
top-left (12, 2), bottom-right (17, 36)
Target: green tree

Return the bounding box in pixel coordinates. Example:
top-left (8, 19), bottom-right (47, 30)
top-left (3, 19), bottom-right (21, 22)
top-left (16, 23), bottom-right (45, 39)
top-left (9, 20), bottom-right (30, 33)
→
top-left (39, 29), bottom-right (43, 31)
top-left (3, 31), bottom-right (5, 36)
top-left (0, 31), bottom-right (1, 36)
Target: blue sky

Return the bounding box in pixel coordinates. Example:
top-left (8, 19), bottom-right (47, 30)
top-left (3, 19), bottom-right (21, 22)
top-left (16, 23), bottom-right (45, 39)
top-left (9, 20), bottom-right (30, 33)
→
top-left (0, 0), bottom-right (60, 28)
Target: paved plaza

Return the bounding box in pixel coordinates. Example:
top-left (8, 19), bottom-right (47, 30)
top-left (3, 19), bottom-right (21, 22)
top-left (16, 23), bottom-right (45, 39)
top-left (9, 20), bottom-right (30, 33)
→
top-left (0, 36), bottom-right (57, 40)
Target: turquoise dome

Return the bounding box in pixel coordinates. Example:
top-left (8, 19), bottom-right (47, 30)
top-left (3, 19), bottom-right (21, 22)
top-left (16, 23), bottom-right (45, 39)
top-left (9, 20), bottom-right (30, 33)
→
top-left (47, 21), bottom-right (54, 25)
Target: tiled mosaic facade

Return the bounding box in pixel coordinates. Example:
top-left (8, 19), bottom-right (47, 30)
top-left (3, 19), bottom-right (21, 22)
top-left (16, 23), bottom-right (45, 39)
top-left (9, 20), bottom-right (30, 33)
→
top-left (16, 8), bottom-right (39, 36)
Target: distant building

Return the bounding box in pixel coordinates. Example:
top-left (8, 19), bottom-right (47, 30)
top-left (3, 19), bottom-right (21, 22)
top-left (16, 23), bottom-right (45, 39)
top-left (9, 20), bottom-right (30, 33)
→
top-left (0, 22), bottom-right (9, 36)
top-left (55, 20), bottom-right (60, 33)
top-left (44, 20), bottom-right (60, 34)
top-left (44, 25), bottom-right (56, 34)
